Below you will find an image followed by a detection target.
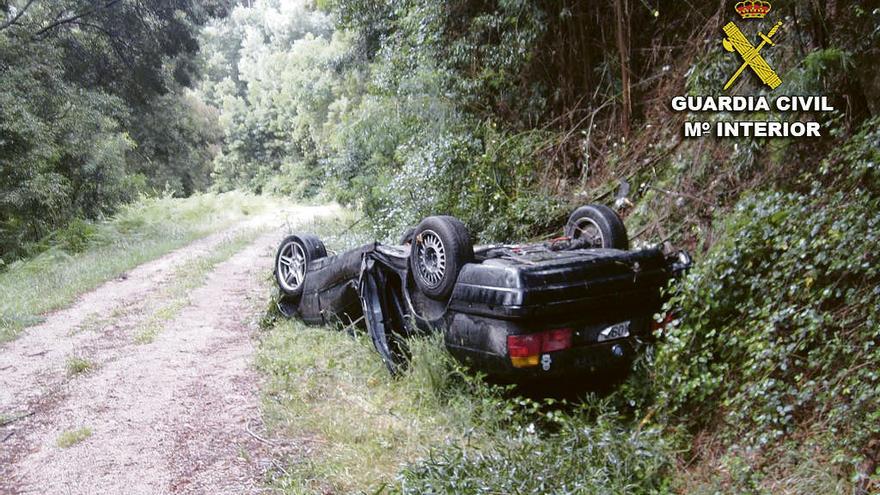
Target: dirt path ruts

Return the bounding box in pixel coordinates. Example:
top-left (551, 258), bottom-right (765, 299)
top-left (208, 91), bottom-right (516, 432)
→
top-left (0, 205), bottom-right (333, 494)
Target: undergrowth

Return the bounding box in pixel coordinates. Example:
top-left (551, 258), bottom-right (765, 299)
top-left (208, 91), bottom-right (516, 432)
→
top-left (653, 117), bottom-right (880, 493)
top-left (258, 321), bottom-right (672, 494)
top-left (258, 117), bottom-right (880, 493)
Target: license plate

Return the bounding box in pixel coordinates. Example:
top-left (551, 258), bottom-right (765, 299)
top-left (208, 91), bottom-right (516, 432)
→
top-left (597, 321), bottom-right (630, 342)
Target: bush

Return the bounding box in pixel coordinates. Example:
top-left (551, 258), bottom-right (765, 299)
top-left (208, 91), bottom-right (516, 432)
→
top-left (654, 118), bottom-right (880, 481)
top-left (52, 219), bottom-right (108, 254)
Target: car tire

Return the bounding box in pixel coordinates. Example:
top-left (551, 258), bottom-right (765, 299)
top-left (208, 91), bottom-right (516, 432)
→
top-left (564, 204), bottom-right (629, 250)
top-left (409, 216), bottom-right (473, 300)
top-left (274, 234), bottom-right (327, 297)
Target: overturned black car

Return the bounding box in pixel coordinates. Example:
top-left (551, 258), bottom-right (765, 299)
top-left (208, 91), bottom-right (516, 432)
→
top-left (274, 205), bottom-right (691, 382)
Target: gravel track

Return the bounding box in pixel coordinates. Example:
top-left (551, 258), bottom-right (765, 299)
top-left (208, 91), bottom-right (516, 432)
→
top-left (0, 205), bottom-right (332, 494)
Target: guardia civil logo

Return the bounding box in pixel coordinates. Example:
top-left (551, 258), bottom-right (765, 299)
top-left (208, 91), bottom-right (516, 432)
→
top-left (722, 1), bottom-right (782, 90)
top-left (670, 1), bottom-right (835, 139)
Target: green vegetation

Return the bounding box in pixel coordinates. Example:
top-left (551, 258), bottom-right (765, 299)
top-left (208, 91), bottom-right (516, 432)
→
top-left (65, 355), bottom-right (95, 376)
top-left (259, 138), bottom-right (880, 491)
top-left (258, 321), bottom-right (671, 494)
top-left (56, 427), bottom-right (93, 448)
top-left (4, 0), bottom-right (880, 492)
top-left (396, 411), bottom-right (671, 495)
top-left (652, 119), bottom-right (880, 492)
top-left (0, 1), bottom-right (230, 261)
top-left (257, 217), bottom-right (671, 494)
top-left (199, 0), bottom-right (580, 241)
top-left (0, 192), bottom-right (271, 342)
top-left (259, 326), bottom-right (459, 491)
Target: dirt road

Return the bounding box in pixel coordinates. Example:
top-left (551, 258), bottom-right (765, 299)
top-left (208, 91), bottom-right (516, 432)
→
top-left (0, 206), bottom-right (332, 494)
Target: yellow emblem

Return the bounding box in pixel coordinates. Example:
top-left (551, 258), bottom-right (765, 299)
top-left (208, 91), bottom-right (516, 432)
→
top-left (722, 21), bottom-right (783, 91)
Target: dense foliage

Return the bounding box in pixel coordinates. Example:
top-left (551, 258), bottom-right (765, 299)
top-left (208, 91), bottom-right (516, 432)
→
top-left (0, 0), bottom-right (228, 260)
top-left (396, 409), bottom-right (672, 494)
top-left (203, 0), bottom-right (723, 241)
top-left (653, 118), bottom-right (880, 489)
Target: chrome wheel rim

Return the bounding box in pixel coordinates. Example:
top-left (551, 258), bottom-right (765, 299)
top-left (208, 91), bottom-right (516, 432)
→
top-left (573, 218), bottom-right (605, 248)
top-left (277, 241), bottom-right (306, 292)
top-left (416, 230), bottom-right (446, 288)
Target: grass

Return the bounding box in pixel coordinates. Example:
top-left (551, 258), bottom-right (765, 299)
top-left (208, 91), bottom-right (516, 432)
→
top-left (256, 205), bottom-right (872, 495)
top-left (674, 446), bottom-right (850, 495)
top-left (256, 213), bottom-right (484, 491)
top-left (258, 320), bottom-right (673, 494)
top-left (56, 427), bottom-right (92, 448)
top-left (134, 228), bottom-right (265, 343)
top-left (0, 191), bottom-right (275, 342)
top-left (65, 355), bottom-right (95, 376)
top-left (257, 323), bottom-right (495, 493)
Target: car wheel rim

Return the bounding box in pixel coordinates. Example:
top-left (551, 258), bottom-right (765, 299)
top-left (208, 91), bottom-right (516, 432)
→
top-left (417, 230), bottom-right (446, 288)
top-left (573, 218), bottom-right (605, 247)
top-left (278, 241), bottom-right (307, 292)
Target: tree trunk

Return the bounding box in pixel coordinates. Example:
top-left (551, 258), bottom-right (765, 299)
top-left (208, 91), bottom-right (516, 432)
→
top-left (614, 0), bottom-right (632, 136)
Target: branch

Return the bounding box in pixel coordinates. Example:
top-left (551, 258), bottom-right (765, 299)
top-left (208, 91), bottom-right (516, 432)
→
top-left (0, 0), bottom-right (36, 31)
top-left (32, 0), bottom-right (124, 39)
top-left (70, 19), bottom-right (135, 69)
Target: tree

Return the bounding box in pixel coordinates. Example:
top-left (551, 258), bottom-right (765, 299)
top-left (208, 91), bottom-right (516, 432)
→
top-left (0, 0), bottom-right (232, 259)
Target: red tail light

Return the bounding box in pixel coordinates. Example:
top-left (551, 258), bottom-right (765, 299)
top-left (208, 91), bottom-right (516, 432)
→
top-left (542, 328), bottom-right (572, 353)
top-left (507, 334), bottom-right (541, 357)
top-left (507, 329), bottom-right (573, 368)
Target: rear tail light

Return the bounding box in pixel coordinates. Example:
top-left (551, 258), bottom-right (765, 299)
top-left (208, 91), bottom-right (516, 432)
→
top-left (542, 328), bottom-right (572, 353)
top-left (507, 332), bottom-right (541, 368)
top-left (507, 334), bottom-right (541, 357)
top-left (507, 328), bottom-right (573, 368)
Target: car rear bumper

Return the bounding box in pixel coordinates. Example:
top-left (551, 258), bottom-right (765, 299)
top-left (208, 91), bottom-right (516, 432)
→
top-left (446, 333), bottom-right (639, 381)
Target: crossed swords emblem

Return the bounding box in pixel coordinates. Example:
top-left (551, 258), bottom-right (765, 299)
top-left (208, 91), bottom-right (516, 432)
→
top-left (722, 20), bottom-right (783, 90)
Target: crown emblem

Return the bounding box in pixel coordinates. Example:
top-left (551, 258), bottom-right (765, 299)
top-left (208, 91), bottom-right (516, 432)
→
top-left (735, 0), bottom-right (771, 19)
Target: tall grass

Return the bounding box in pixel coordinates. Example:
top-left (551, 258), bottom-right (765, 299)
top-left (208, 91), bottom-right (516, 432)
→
top-left (258, 320), bottom-right (673, 494)
top-left (0, 191), bottom-right (273, 342)
top-left (257, 324), bottom-right (471, 492)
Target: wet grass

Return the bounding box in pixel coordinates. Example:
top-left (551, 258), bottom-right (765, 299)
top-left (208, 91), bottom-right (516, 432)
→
top-left (0, 192), bottom-right (275, 342)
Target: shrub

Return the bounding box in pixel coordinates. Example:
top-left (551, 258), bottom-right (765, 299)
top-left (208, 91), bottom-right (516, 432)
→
top-left (654, 117), bottom-right (880, 479)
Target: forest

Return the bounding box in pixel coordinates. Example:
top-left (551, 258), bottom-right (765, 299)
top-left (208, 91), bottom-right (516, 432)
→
top-left (1, 0), bottom-right (879, 493)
